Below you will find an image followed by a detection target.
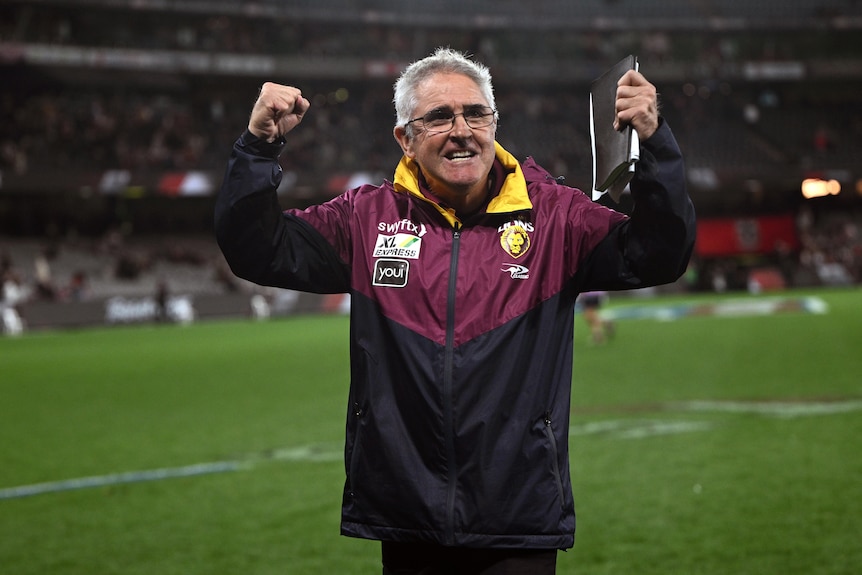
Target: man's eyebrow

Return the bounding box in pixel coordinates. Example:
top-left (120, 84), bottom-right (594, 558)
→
top-left (424, 103), bottom-right (488, 113)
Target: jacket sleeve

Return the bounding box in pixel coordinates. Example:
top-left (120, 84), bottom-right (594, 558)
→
top-left (574, 119), bottom-right (696, 291)
top-left (214, 130), bottom-right (351, 294)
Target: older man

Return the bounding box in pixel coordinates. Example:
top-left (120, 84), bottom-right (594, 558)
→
top-left (215, 47), bottom-right (695, 574)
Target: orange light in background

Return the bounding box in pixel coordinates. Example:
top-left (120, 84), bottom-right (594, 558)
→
top-left (801, 178), bottom-right (841, 199)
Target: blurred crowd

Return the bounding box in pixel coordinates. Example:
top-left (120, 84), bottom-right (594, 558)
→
top-left (3, 206), bottom-right (860, 323)
top-left (0, 229), bottom-right (243, 333)
top-left (2, 1), bottom-right (862, 335)
top-left (1, 228), bottom-right (238, 300)
top-left (690, 209), bottom-right (862, 294)
top-left (3, 2), bottom-right (862, 183)
top-left (0, 83), bottom-right (254, 176)
top-left (3, 78), bottom-right (860, 200)
top-left (5, 1), bottom-right (861, 62)
top-left (0, 75), bottom-right (599, 192)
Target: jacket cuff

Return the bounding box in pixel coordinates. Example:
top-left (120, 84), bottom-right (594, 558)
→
top-left (640, 117), bottom-right (670, 150)
top-left (238, 129), bottom-right (286, 159)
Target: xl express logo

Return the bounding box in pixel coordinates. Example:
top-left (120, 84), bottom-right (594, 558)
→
top-left (374, 218), bottom-right (426, 259)
top-left (373, 233), bottom-right (422, 259)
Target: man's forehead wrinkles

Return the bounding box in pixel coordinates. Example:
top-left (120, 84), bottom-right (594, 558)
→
top-left (415, 74), bottom-right (486, 103)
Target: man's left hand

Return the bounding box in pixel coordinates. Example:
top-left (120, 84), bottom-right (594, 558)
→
top-left (614, 70), bottom-right (659, 139)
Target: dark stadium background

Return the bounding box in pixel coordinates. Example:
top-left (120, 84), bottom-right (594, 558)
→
top-left (1, 0), bottom-right (861, 330)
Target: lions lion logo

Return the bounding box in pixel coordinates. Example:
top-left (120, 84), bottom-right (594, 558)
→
top-left (500, 225), bottom-right (531, 259)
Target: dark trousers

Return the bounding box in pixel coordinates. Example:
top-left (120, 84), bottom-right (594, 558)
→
top-left (381, 541), bottom-right (558, 575)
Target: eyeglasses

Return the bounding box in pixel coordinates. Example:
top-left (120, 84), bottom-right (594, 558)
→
top-left (406, 106), bottom-right (497, 135)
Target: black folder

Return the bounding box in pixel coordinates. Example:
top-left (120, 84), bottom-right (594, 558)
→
top-left (590, 55), bottom-right (640, 202)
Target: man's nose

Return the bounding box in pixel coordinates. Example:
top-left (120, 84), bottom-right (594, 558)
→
top-left (450, 114), bottom-right (473, 136)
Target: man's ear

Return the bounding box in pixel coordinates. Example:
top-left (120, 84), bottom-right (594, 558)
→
top-left (393, 126), bottom-right (415, 158)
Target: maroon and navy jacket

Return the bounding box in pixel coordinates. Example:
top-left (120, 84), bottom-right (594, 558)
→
top-left (215, 120), bottom-right (695, 550)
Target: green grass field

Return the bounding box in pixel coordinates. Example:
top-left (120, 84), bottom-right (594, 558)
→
top-left (1, 288), bottom-right (860, 574)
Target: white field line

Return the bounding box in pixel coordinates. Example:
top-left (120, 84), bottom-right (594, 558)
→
top-left (0, 444), bottom-right (342, 501)
top-left (569, 398), bottom-right (862, 440)
top-left (0, 461), bottom-right (241, 500)
top-left (602, 295), bottom-right (828, 322)
top-left (680, 399), bottom-right (862, 418)
top-left (3, 399), bottom-right (860, 501)
top-left (570, 419), bottom-right (713, 439)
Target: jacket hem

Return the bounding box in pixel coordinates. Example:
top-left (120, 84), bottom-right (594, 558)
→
top-left (340, 522), bottom-right (574, 550)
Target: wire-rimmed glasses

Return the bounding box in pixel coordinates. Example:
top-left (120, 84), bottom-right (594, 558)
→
top-left (406, 105), bottom-right (497, 135)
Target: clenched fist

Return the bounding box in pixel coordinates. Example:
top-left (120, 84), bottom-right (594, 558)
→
top-left (248, 82), bottom-right (311, 143)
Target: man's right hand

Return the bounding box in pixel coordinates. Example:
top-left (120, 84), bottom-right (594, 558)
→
top-left (248, 82), bottom-right (311, 143)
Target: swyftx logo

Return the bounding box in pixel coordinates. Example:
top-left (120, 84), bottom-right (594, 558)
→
top-left (373, 259), bottom-right (409, 287)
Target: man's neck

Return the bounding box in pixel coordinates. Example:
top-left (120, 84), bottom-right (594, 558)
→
top-left (421, 172), bottom-right (497, 219)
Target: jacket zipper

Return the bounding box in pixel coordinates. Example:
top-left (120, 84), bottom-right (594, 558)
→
top-left (443, 226), bottom-right (461, 544)
top-left (543, 411), bottom-right (566, 508)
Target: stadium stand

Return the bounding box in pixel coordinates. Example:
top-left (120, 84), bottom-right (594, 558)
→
top-left (1, 0), bottom-right (861, 330)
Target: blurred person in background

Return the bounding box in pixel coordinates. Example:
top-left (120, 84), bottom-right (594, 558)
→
top-left (2, 268), bottom-right (27, 336)
top-left (33, 245), bottom-right (58, 301)
top-left (215, 47), bottom-right (695, 574)
top-left (578, 290), bottom-right (615, 345)
top-left (154, 278), bottom-right (169, 323)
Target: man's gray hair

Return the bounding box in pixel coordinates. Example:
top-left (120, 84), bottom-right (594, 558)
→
top-left (393, 47), bottom-right (497, 133)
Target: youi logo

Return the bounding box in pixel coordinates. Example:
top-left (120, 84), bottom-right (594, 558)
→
top-left (373, 259), bottom-right (410, 288)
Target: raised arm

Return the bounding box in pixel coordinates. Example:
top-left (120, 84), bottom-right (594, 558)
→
top-left (576, 72), bottom-right (696, 290)
top-left (214, 84), bottom-right (350, 294)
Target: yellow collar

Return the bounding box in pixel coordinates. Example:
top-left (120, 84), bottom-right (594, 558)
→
top-left (392, 141), bottom-right (532, 226)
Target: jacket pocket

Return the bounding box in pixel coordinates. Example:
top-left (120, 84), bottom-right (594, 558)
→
top-left (345, 338), bottom-right (376, 500)
top-left (542, 411), bottom-right (566, 508)
top-left (345, 400), bottom-right (365, 500)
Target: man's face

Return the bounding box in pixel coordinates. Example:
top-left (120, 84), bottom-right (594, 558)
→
top-left (394, 72), bottom-right (497, 208)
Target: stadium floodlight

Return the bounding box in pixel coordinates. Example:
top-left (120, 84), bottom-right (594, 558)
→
top-left (801, 178), bottom-right (840, 199)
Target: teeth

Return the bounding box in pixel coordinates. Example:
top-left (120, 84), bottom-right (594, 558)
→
top-left (449, 151), bottom-right (472, 159)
